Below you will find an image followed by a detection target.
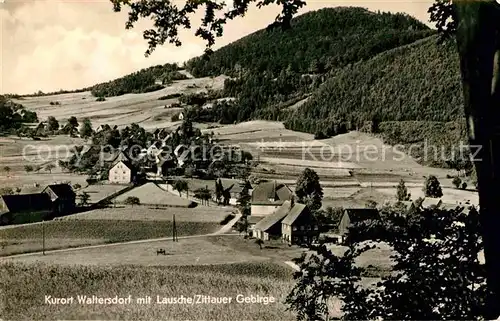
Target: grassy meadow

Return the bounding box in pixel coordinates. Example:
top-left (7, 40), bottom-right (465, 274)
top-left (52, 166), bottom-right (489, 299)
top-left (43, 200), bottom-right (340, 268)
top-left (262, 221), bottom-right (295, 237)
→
top-left (0, 220), bottom-right (220, 256)
top-left (0, 262), bottom-right (296, 321)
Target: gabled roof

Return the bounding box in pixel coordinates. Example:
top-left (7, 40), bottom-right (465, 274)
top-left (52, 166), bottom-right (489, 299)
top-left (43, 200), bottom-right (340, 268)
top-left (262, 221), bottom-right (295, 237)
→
top-left (251, 181), bottom-right (293, 203)
top-left (111, 151), bottom-right (134, 169)
top-left (282, 203), bottom-right (309, 225)
top-left (344, 208), bottom-right (380, 223)
top-left (43, 184), bottom-right (75, 199)
top-left (421, 197), bottom-right (442, 209)
top-left (0, 193), bottom-right (52, 213)
top-left (254, 200), bottom-right (292, 232)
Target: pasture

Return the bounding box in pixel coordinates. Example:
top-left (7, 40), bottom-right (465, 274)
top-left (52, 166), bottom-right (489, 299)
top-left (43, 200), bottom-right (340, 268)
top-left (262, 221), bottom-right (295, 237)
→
top-left (0, 262), bottom-right (295, 321)
top-left (0, 220), bottom-right (219, 256)
top-left (0, 135), bottom-right (87, 188)
top-left (1, 236), bottom-right (268, 266)
top-left (12, 75), bottom-right (228, 130)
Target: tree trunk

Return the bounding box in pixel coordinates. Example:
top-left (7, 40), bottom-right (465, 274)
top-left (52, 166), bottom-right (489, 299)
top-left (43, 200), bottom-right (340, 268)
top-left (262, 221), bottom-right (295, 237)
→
top-left (454, 1), bottom-right (500, 317)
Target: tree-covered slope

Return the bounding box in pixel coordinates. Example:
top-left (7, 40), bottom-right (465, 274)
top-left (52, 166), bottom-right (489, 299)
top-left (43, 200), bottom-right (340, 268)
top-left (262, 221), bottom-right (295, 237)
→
top-left (90, 63), bottom-right (187, 97)
top-left (285, 36), bottom-right (463, 134)
top-left (186, 7), bottom-right (435, 77)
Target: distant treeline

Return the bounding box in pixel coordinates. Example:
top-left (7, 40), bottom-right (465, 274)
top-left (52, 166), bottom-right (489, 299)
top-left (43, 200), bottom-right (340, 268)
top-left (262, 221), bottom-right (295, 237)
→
top-left (90, 63), bottom-right (187, 97)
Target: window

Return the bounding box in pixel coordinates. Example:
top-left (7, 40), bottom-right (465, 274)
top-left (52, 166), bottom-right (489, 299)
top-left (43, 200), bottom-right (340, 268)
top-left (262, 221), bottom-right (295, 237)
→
top-left (292, 226), bottom-right (297, 231)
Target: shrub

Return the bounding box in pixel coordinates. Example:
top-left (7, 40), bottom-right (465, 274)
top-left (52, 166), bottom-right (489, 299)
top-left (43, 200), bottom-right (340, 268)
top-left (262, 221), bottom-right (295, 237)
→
top-left (96, 97), bottom-right (106, 102)
top-left (219, 214), bottom-right (236, 225)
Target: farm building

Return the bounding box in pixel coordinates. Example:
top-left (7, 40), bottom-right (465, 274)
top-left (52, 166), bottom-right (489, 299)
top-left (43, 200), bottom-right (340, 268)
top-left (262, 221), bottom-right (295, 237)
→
top-left (254, 200), bottom-right (319, 245)
top-left (281, 201), bottom-right (319, 245)
top-left (216, 179), bottom-right (252, 205)
top-left (0, 193), bottom-right (53, 225)
top-left (42, 183), bottom-right (76, 215)
top-left (337, 208), bottom-right (381, 239)
top-left (109, 152), bottom-right (136, 184)
top-left (253, 201), bottom-right (293, 241)
top-left (250, 181), bottom-right (293, 216)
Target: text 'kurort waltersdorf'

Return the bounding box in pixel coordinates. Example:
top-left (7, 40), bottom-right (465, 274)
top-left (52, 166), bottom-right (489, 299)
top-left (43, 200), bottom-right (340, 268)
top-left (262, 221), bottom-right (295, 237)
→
top-left (44, 294), bottom-right (276, 305)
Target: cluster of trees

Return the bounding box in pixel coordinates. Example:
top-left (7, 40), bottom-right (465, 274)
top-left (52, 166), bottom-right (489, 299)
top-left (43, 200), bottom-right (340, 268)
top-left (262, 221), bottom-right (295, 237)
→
top-left (0, 96), bottom-right (38, 134)
top-left (90, 63), bottom-right (187, 97)
top-left (287, 204), bottom-right (487, 320)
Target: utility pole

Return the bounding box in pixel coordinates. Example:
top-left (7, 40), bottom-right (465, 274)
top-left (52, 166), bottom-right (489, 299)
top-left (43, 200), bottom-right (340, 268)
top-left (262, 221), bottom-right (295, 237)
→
top-left (42, 220), bottom-right (45, 255)
top-left (172, 214), bottom-right (178, 242)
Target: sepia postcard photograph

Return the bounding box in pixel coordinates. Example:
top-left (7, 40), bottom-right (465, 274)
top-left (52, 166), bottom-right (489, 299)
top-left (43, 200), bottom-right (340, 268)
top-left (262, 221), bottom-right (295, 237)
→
top-left (1, 0), bottom-right (500, 320)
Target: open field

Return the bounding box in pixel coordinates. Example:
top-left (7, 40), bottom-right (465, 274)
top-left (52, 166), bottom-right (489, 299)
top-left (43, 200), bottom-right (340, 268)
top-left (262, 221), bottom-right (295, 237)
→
top-left (0, 220), bottom-right (219, 256)
top-left (59, 206), bottom-right (233, 222)
top-left (1, 236), bottom-right (268, 266)
top-left (0, 262), bottom-right (296, 321)
top-left (12, 76), bottom-right (228, 130)
top-left (0, 135), bottom-right (88, 189)
top-left (114, 183), bottom-right (193, 207)
top-left (376, 186), bottom-right (479, 206)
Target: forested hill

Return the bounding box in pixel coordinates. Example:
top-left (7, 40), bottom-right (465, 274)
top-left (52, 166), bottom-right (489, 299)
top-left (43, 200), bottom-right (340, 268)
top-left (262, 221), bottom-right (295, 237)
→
top-left (185, 7), bottom-right (435, 77)
top-left (284, 36), bottom-right (463, 134)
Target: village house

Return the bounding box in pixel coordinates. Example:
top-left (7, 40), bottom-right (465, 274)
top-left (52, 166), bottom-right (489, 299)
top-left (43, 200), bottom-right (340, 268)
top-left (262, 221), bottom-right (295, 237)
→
top-left (337, 208), bottom-right (381, 242)
top-left (108, 152), bottom-right (136, 184)
top-left (42, 183), bottom-right (76, 215)
top-left (250, 181), bottom-right (293, 216)
top-left (253, 201), bottom-right (293, 241)
top-left (281, 201), bottom-right (319, 245)
top-left (217, 179), bottom-right (252, 205)
top-left (0, 193), bottom-right (53, 225)
top-left (253, 200), bottom-right (320, 245)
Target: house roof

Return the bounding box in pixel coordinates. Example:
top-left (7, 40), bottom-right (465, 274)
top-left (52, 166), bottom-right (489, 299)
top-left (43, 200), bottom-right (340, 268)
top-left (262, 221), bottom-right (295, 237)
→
top-left (282, 203), bottom-right (309, 225)
top-left (254, 200), bottom-right (292, 232)
top-left (111, 151), bottom-right (134, 169)
top-left (0, 193), bottom-right (52, 213)
top-left (344, 208), bottom-right (380, 222)
top-left (44, 184), bottom-right (75, 199)
top-left (251, 181), bottom-right (293, 203)
top-left (219, 179), bottom-right (249, 195)
top-left (421, 197), bottom-right (442, 209)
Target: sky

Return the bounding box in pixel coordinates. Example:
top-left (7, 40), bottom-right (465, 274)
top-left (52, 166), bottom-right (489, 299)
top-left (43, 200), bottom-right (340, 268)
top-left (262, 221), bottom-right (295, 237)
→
top-left (0, 0), bottom-right (434, 95)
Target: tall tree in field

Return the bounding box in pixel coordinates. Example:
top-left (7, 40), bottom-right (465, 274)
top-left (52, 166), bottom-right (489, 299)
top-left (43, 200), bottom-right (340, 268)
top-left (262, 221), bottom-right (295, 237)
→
top-left (396, 179), bottom-right (411, 201)
top-left (109, 0), bottom-right (500, 316)
top-left (423, 175), bottom-right (443, 198)
top-left (80, 118), bottom-right (93, 139)
top-left (295, 168), bottom-right (323, 210)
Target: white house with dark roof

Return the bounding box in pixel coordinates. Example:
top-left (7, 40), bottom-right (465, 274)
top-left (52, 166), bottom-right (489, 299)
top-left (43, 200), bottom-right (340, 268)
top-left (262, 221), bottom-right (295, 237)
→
top-left (108, 152), bottom-right (135, 184)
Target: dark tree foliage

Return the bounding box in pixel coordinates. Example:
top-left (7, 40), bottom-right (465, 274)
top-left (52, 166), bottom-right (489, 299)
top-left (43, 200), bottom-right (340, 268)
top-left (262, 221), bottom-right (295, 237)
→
top-left (295, 168), bottom-right (323, 211)
top-left (0, 96), bottom-right (39, 134)
top-left (396, 179), bottom-right (411, 201)
top-left (423, 175), bottom-right (444, 198)
top-left (287, 206), bottom-right (490, 320)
